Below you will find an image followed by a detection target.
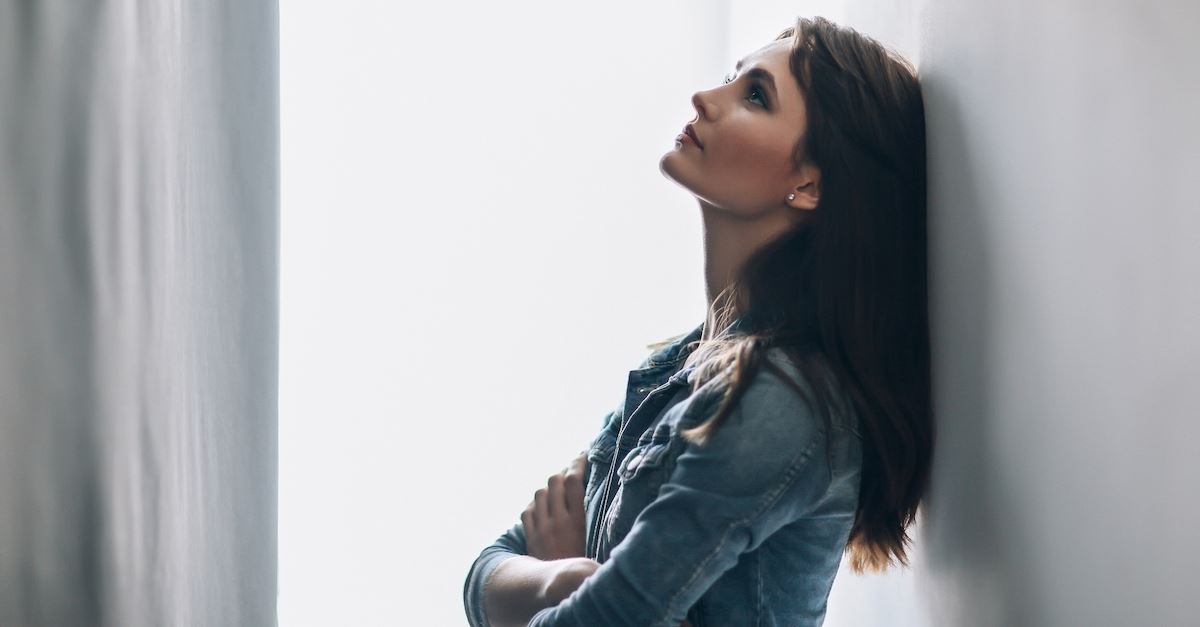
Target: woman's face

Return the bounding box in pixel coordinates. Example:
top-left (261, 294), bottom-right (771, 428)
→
top-left (660, 40), bottom-right (820, 216)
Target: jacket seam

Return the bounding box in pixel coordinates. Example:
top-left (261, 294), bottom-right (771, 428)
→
top-left (755, 550), bottom-right (763, 627)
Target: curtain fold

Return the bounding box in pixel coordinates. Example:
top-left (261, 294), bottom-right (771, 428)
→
top-left (0, 1), bottom-right (278, 625)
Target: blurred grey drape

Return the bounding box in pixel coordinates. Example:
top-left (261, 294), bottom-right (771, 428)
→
top-left (0, 1), bottom-right (278, 626)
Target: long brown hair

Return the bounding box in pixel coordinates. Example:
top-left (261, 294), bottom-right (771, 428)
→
top-left (675, 16), bottom-right (931, 575)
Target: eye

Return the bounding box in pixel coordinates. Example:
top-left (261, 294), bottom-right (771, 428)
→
top-left (722, 72), bottom-right (767, 108)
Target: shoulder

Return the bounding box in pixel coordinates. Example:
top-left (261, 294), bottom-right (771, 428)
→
top-left (663, 345), bottom-right (860, 512)
top-left (688, 346), bottom-right (831, 427)
top-left (755, 346), bottom-right (859, 437)
top-left (672, 350), bottom-right (826, 482)
top-left (723, 348), bottom-right (827, 445)
top-left (679, 346), bottom-right (858, 463)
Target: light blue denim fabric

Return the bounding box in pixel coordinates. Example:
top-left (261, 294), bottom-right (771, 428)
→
top-left (464, 318), bottom-right (863, 627)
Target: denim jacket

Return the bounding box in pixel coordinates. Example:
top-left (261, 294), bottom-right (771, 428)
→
top-left (463, 318), bottom-right (864, 627)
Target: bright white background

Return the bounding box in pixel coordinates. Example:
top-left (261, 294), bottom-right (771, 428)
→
top-left (279, 1), bottom-right (925, 625)
top-left (278, 2), bottom-right (750, 624)
top-left (278, 0), bottom-right (938, 624)
top-left (282, 0), bottom-right (1200, 625)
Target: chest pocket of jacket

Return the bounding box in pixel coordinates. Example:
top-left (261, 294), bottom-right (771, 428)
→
top-left (604, 439), bottom-right (675, 545)
top-left (617, 440), bottom-right (673, 486)
top-left (617, 407), bottom-right (680, 489)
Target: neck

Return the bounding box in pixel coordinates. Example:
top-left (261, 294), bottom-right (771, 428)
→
top-left (698, 199), bottom-right (799, 336)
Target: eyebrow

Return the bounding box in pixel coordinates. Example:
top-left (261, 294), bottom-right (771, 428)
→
top-left (734, 58), bottom-right (778, 102)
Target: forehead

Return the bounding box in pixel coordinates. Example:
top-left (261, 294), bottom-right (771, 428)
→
top-left (736, 40), bottom-right (792, 72)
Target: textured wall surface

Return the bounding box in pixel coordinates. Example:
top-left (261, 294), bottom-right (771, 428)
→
top-left (0, 1), bottom-right (278, 625)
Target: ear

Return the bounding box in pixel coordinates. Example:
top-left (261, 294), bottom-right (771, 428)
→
top-left (786, 161), bottom-right (821, 211)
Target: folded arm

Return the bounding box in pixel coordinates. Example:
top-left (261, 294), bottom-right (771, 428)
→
top-left (464, 410), bottom-right (622, 627)
top-left (525, 367), bottom-right (832, 627)
top-left (464, 520), bottom-right (533, 627)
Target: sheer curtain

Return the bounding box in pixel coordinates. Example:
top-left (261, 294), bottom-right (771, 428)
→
top-left (0, 1), bottom-right (278, 625)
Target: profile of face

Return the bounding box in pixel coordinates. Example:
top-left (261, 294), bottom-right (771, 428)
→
top-left (659, 39), bottom-right (821, 218)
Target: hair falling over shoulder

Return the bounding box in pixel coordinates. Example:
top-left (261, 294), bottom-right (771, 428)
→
top-left (676, 16), bottom-right (932, 575)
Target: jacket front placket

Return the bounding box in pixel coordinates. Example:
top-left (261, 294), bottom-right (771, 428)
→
top-left (587, 354), bottom-right (693, 561)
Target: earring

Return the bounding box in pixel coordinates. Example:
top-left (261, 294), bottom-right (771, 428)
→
top-left (787, 193), bottom-right (795, 201)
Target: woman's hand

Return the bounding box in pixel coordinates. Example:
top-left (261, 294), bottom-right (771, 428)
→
top-left (523, 451), bottom-right (588, 561)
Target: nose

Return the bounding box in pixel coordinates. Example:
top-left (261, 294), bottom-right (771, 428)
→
top-left (690, 90), bottom-right (711, 122)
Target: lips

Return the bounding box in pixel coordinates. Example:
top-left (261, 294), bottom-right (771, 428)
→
top-left (684, 124), bottom-right (704, 148)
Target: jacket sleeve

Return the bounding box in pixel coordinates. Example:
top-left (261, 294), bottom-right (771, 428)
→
top-left (525, 361), bottom-right (833, 627)
top-left (463, 518), bottom-right (529, 627)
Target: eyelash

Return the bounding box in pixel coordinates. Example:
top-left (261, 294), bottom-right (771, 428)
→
top-left (722, 73), bottom-right (768, 108)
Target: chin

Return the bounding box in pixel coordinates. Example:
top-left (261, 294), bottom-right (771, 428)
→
top-left (659, 169), bottom-right (701, 200)
top-left (658, 151), bottom-right (688, 183)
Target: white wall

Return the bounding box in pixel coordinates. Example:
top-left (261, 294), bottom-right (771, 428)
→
top-left (282, 1), bottom-right (1200, 625)
top-left (280, 2), bottom-right (733, 624)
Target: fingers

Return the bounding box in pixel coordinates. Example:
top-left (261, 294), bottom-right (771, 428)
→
top-left (563, 455), bottom-right (585, 515)
top-left (533, 485), bottom-right (549, 528)
top-left (530, 452), bottom-right (590, 535)
top-left (561, 450), bottom-right (587, 478)
top-left (563, 475), bottom-right (584, 515)
top-left (546, 473), bottom-right (568, 519)
top-left (521, 501), bottom-right (536, 535)
top-left (569, 450), bottom-right (587, 474)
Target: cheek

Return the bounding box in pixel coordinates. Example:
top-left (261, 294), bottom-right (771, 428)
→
top-left (712, 131), bottom-right (788, 186)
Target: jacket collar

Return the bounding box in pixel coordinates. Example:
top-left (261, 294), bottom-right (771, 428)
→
top-left (642, 313), bottom-right (756, 385)
top-left (643, 322), bottom-right (705, 367)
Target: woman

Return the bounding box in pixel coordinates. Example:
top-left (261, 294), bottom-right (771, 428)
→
top-left (464, 15), bottom-right (932, 627)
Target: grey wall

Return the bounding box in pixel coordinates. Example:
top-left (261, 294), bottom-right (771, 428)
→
top-left (829, 1), bottom-right (1200, 625)
top-left (0, 1), bottom-right (278, 625)
top-left (733, 1), bottom-right (1198, 625)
